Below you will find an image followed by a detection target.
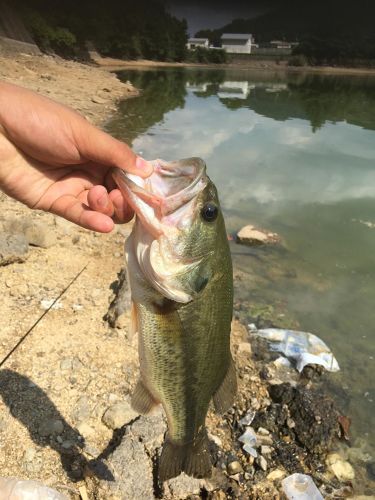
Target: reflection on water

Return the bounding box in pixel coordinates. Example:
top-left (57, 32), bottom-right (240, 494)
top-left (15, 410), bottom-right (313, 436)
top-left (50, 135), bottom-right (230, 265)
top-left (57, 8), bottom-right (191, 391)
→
top-left (217, 81), bottom-right (251, 99)
top-left (106, 68), bottom-right (375, 490)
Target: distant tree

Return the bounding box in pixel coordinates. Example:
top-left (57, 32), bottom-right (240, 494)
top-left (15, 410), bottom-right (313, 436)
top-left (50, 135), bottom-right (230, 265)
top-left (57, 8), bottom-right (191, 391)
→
top-left (16, 0), bottom-right (188, 61)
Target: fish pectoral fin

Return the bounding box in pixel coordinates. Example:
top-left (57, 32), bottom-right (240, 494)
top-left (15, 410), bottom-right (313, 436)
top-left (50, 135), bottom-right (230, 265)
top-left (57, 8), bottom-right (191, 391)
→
top-left (159, 431), bottom-right (212, 482)
top-left (212, 357), bottom-right (237, 415)
top-left (130, 301), bottom-right (138, 336)
top-left (131, 379), bottom-right (158, 415)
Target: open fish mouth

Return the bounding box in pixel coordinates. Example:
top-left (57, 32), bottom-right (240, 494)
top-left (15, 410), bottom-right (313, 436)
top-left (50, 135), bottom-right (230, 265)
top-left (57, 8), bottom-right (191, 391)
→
top-left (111, 158), bottom-right (208, 237)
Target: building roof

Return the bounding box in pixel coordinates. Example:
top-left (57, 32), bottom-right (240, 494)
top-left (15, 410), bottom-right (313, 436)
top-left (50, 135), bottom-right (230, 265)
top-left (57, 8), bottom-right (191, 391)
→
top-left (188, 38), bottom-right (209, 43)
top-left (221, 33), bottom-right (252, 40)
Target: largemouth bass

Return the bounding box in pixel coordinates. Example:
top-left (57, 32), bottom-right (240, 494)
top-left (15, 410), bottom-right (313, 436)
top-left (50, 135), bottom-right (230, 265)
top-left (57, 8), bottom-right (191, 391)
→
top-left (112, 158), bottom-right (236, 481)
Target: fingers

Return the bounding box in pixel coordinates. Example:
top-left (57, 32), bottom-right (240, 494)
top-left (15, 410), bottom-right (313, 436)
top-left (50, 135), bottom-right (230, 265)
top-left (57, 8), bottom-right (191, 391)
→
top-left (75, 120), bottom-right (153, 178)
top-left (87, 185), bottom-right (114, 216)
top-left (49, 193), bottom-right (115, 233)
top-left (86, 185), bottom-right (134, 224)
top-left (109, 188), bottom-right (134, 223)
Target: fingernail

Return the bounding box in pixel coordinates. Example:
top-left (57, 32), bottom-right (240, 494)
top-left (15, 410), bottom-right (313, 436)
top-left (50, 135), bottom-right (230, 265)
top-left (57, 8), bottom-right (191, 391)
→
top-left (97, 194), bottom-right (109, 208)
top-left (136, 156), bottom-right (153, 174)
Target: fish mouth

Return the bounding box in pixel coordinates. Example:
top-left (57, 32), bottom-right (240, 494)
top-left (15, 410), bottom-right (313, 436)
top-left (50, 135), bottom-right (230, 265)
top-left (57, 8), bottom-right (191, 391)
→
top-left (111, 158), bottom-right (207, 237)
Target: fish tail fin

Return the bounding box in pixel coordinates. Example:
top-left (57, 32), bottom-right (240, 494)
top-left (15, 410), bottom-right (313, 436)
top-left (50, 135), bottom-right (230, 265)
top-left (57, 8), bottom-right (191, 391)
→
top-left (159, 431), bottom-right (212, 482)
top-left (213, 356), bottom-right (237, 414)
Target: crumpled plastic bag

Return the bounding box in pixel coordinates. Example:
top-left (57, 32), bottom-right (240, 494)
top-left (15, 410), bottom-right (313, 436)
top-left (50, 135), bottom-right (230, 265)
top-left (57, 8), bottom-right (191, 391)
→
top-left (252, 328), bottom-right (340, 372)
top-left (0, 477), bottom-right (67, 500)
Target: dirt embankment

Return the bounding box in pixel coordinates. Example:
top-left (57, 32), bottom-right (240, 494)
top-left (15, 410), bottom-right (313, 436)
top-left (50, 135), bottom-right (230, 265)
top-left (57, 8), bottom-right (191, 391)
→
top-left (0, 52), bottom-right (138, 125)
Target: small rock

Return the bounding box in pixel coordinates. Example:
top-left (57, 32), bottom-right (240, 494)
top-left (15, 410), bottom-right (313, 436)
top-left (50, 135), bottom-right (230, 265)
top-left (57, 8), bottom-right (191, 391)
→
top-left (3, 218), bottom-right (56, 248)
top-left (326, 453), bottom-right (355, 482)
top-left (0, 233), bottom-right (29, 266)
top-left (251, 398), bottom-right (261, 410)
top-left (77, 422), bottom-right (96, 439)
top-left (38, 418), bottom-right (64, 437)
top-left (238, 342), bottom-right (252, 354)
top-left (102, 400), bottom-right (138, 429)
top-left (208, 433), bottom-right (222, 447)
top-left (23, 447), bottom-right (37, 462)
top-left (257, 434), bottom-right (273, 446)
top-left (236, 225), bottom-right (280, 246)
top-left (227, 461), bottom-right (243, 475)
top-left (24, 221), bottom-right (57, 248)
top-left (91, 95), bottom-right (107, 104)
top-left (71, 395), bottom-right (91, 423)
top-left (260, 445), bottom-right (273, 455)
top-left (40, 299), bottom-right (63, 310)
top-left (60, 358), bottom-right (73, 370)
top-left (72, 357), bottom-right (84, 371)
top-left (83, 444), bottom-right (101, 458)
top-left (62, 440), bottom-right (74, 449)
top-left (257, 427), bottom-right (270, 435)
top-left (287, 417), bottom-right (296, 428)
top-left (165, 472), bottom-right (215, 497)
top-left (211, 491), bottom-right (226, 500)
top-left (267, 469), bottom-right (286, 481)
top-left (257, 455), bottom-right (268, 471)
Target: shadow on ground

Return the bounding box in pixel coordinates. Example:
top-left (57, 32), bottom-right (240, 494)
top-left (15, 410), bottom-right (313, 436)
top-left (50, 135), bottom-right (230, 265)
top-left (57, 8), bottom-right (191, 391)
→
top-left (0, 369), bottom-right (114, 481)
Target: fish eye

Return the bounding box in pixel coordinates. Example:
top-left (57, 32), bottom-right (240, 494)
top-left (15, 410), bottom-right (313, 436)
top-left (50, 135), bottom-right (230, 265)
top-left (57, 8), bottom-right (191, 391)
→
top-left (201, 203), bottom-right (218, 222)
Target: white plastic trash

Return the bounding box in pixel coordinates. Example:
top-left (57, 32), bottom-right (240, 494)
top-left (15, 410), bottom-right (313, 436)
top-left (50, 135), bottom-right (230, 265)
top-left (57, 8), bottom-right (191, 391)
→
top-left (238, 427), bottom-right (258, 458)
top-left (238, 409), bottom-right (256, 427)
top-left (253, 328), bottom-right (340, 372)
top-left (282, 473), bottom-right (323, 500)
top-left (0, 477), bottom-right (68, 500)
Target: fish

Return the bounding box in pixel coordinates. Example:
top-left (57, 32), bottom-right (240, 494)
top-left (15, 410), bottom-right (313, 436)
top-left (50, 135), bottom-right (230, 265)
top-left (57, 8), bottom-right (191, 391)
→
top-left (112, 157), bottom-right (236, 482)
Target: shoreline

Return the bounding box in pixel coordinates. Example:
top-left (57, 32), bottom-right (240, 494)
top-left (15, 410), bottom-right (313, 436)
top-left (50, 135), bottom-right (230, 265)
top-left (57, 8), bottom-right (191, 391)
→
top-left (0, 53), bottom-right (139, 126)
top-left (94, 55), bottom-right (375, 77)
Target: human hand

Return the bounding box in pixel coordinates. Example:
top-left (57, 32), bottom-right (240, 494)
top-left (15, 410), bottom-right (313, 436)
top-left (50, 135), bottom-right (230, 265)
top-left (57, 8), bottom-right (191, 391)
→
top-left (0, 82), bottom-right (152, 232)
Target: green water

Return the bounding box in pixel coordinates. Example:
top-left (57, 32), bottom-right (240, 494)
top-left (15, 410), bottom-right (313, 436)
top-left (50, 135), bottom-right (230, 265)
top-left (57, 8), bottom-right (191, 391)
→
top-left (106, 68), bottom-right (375, 487)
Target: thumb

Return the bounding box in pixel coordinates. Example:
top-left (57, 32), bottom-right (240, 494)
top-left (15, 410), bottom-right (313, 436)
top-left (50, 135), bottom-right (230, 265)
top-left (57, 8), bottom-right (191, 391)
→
top-left (75, 119), bottom-right (153, 177)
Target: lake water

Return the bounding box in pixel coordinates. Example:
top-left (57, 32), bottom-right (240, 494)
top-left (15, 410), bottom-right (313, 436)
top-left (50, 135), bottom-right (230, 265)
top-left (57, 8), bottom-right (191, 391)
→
top-left (106, 68), bottom-right (375, 487)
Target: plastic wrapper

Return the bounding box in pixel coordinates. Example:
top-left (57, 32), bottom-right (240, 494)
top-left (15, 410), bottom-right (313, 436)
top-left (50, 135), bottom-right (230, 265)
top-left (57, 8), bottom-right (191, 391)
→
top-left (0, 477), bottom-right (67, 500)
top-left (282, 473), bottom-right (323, 499)
top-left (253, 328), bottom-right (340, 372)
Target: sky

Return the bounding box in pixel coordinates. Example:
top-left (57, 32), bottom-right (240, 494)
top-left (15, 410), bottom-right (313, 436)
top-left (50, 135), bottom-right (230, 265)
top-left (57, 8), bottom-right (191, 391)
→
top-left (167, 0), bottom-right (275, 36)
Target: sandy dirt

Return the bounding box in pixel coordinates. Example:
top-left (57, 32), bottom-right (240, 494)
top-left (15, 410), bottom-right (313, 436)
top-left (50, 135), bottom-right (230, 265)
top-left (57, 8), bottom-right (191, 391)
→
top-left (0, 53), bottom-right (138, 125)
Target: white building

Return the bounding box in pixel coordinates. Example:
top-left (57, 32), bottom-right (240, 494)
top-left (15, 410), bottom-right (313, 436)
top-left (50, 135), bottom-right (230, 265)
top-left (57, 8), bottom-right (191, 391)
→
top-left (221, 34), bottom-right (253, 54)
top-left (187, 38), bottom-right (209, 50)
